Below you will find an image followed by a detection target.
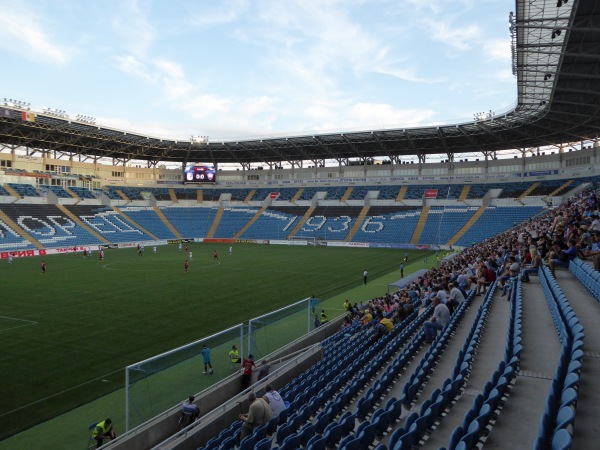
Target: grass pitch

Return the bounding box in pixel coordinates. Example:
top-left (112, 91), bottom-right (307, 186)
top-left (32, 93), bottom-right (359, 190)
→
top-left (0, 242), bottom-right (431, 441)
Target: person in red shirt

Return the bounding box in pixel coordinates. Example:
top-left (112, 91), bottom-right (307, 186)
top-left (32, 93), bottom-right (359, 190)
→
top-left (184, 259), bottom-right (189, 273)
top-left (41, 260), bottom-right (46, 275)
top-left (213, 251), bottom-right (219, 261)
top-left (476, 266), bottom-right (496, 296)
top-left (241, 354), bottom-right (256, 391)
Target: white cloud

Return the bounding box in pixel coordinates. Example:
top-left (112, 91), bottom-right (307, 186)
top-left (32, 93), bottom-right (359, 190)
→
top-left (116, 55), bottom-right (155, 83)
top-left (191, 0), bottom-right (249, 28)
top-left (345, 102), bottom-right (437, 129)
top-left (111, 0), bottom-right (156, 56)
top-left (153, 59), bottom-right (194, 98)
top-left (424, 18), bottom-right (481, 51)
top-left (0, 4), bottom-right (70, 63)
top-left (483, 39), bottom-right (511, 61)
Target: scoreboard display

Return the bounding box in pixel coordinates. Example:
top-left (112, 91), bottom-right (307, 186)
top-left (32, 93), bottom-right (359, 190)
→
top-left (183, 164), bottom-right (216, 183)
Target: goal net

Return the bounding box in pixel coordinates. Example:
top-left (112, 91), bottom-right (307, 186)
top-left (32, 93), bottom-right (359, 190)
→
top-left (124, 297), bottom-right (330, 432)
top-left (125, 323), bottom-right (244, 431)
top-left (287, 236), bottom-right (316, 246)
top-left (247, 297), bottom-right (315, 359)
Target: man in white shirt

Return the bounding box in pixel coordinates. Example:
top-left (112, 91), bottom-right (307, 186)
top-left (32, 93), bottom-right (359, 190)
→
top-left (263, 384), bottom-right (287, 417)
top-left (423, 296), bottom-right (450, 344)
top-left (446, 283), bottom-right (466, 315)
top-left (589, 215), bottom-right (600, 232)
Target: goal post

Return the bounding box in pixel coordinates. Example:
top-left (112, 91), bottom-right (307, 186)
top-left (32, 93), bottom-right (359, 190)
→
top-left (125, 323), bottom-right (244, 432)
top-left (247, 297), bottom-right (315, 358)
top-left (287, 236), bottom-right (316, 246)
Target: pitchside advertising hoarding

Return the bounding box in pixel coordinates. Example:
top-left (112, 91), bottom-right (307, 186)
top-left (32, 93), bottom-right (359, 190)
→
top-left (0, 246), bottom-right (97, 259)
top-left (0, 241), bottom-right (169, 258)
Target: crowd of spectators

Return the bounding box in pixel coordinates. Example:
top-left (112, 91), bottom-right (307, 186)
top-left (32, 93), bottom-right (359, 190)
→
top-left (338, 185), bottom-right (600, 343)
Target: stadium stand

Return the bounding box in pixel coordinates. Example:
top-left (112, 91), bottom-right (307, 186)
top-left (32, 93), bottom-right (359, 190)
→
top-left (99, 183), bottom-right (598, 450)
top-left (239, 207), bottom-right (304, 240)
top-left (418, 206), bottom-right (478, 245)
top-left (250, 187), bottom-right (298, 202)
top-left (351, 206), bottom-right (422, 244)
top-left (0, 204), bottom-right (102, 247)
top-left (7, 183), bottom-right (40, 197)
top-left (297, 186), bottom-right (347, 201)
top-left (172, 188), bottom-right (200, 201)
top-left (293, 206), bottom-right (363, 241)
top-left (64, 205), bottom-right (155, 242)
top-left (455, 206), bottom-right (544, 247)
top-left (46, 185), bottom-right (73, 198)
top-left (99, 187), bottom-right (122, 200)
top-left (69, 186), bottom-right (96, 199)
top-left (148, 188), bottom-right (172, 201)
top-left (160, 206), bottom-right (219, 238)
top-left (214, 207), bottom-right (261, 238)
top-left (117, 207), bottom-right (178, 239)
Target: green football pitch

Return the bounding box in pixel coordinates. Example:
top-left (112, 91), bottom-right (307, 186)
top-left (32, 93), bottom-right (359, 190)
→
top-left (0, 242), bottom-right (434, 445)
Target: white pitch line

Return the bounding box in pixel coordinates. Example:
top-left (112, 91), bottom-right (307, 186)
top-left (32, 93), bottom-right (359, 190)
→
top-left (0, 315), bottom-right (37, 324)
top-left (0, 315), bottom-right (38, 333)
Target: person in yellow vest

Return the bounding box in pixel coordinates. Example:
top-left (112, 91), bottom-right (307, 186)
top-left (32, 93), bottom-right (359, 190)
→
top-left (229, 345), bottom-right (241, 365)
top-left (92, 418), bottom-right (115, 448)
top-left (320, 310), bottom-right (328, 325)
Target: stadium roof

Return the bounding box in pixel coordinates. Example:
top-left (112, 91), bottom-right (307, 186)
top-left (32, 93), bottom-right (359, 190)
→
top-left (0, 0), bottom-right (598, 167)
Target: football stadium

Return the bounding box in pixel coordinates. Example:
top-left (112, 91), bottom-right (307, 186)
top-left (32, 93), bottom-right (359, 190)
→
top-left (1, 0), bottom-right (599, 449)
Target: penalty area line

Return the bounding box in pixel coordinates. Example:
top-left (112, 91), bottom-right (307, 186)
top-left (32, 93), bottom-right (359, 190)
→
top-left (0, 315), bottom-right (38, 333)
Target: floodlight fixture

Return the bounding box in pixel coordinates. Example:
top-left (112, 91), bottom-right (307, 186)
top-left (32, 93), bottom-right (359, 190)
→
top-left (508, 11), bottom-right (517, 76)
top-left (190, 135), bottom-right (209, 144)
top-left (43, 107), bottom-right (68, 119)
top-left (5, 98), bottom-right (30, 110)
top-left (473, 110), bottom-right (495, 122)
top-left (551, 29), bottom-right (561, 39)
top-left (75, 114), bottom-right (96, 124)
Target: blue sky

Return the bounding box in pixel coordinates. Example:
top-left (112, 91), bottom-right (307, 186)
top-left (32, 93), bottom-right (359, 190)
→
top-left (0, 0), bottom-right (515, 142)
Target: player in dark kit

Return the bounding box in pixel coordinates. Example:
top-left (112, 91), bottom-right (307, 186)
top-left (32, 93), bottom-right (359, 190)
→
top-left (184, 259), bottom-right (189, 273)
top-left (41, 261), bottom-right (46, 275)
top-left (213, 251), bottom-right (219, 261)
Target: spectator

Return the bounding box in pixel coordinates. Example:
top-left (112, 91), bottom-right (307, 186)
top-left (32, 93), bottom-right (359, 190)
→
top-left (241, 354), bottom-right (256, 390)
top-left (314, 314), bottom-right (321, 329)
top-left (92, 418), bottom-right (116, 448)
top-left (263, 384), bottom-right (287, 416)
top-left (584, 233), bottom-right (600, 271)
top-left (446, 282), bottom-right (465, 314)
top-left (520, 248), bottom-right (542, 282)
top-left (239, 392), bottom-right (274, 441)
top-left (257, 358), bottom-right (271, 381)
top-left (320, 310), bottom-right (328, 325)
top-left (229, 345), bottom-right (241, 366)
top-left (371, 314), bottom-right (394, 342)
top-left (423, 297), bottom-right (450, 344)
top-left (179, 396), bottom-right (200, 429)
top-left (476, 265), bottom-right (496, 296)
top-left (549, 239), bottom-right (579, 277)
